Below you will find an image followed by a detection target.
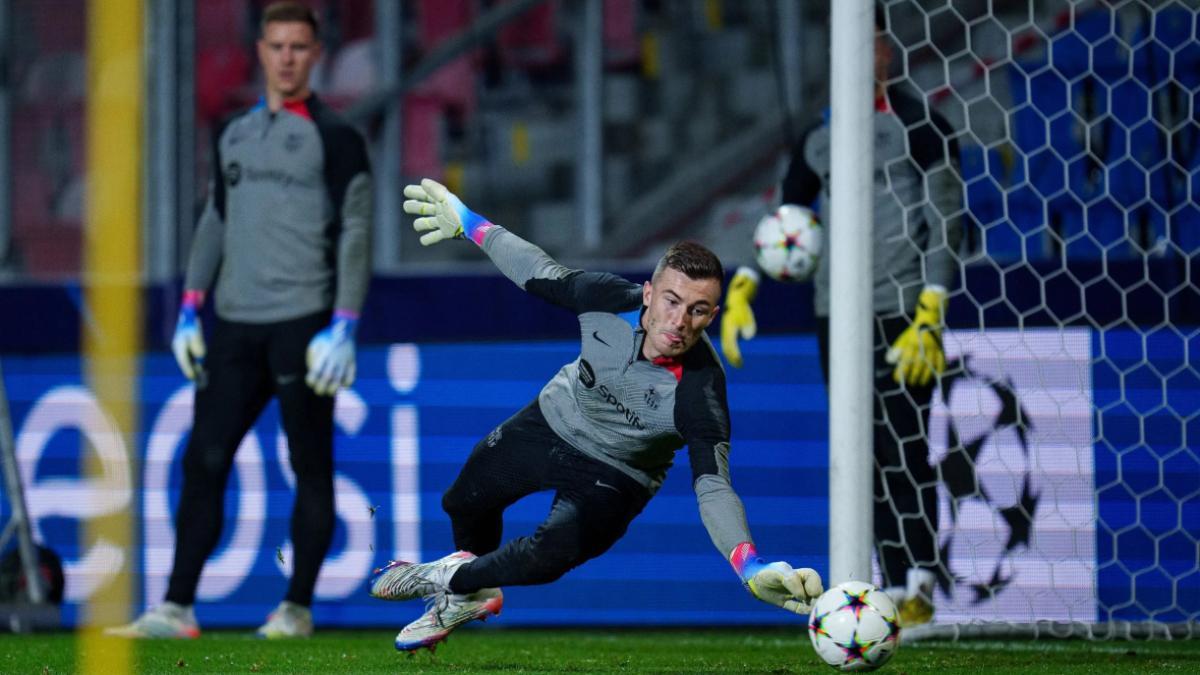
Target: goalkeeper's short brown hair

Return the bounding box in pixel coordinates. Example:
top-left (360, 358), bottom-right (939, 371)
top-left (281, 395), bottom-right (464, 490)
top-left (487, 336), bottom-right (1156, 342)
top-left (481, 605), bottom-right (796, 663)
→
top-left (653, 241), bottom-right (725, 284)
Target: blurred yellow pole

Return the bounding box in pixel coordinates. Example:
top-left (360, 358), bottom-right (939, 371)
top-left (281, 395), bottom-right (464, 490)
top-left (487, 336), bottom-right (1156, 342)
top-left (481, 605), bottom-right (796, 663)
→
top-left (81, 0), bottom-right (142, 671)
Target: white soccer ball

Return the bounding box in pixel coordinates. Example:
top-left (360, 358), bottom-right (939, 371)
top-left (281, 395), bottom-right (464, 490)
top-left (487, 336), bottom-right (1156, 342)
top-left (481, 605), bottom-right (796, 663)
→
top-left (752, 204), bottom-right (822, 282)
top-left (808, 581), bottom-right (901, 672)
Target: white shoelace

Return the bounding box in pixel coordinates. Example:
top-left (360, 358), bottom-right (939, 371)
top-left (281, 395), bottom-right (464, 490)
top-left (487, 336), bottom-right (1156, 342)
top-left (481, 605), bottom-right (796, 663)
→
top-left (413, 592), bottom-right (452, 630)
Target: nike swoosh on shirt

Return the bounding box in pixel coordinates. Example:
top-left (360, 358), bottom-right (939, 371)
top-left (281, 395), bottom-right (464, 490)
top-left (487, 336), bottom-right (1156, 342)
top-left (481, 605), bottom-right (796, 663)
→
top-left (592, 331), bottom-right (611, 347)
top-left (595, 480), bottom-right (620, 493)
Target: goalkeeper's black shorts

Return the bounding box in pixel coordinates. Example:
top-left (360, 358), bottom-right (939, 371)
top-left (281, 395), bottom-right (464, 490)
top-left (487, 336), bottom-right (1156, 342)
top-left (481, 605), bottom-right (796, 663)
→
top-left (442, 399), bottom-right (651, 592)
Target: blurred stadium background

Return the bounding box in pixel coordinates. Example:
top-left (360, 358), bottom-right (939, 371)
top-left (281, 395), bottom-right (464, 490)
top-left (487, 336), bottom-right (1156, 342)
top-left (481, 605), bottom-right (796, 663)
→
top-left (0, 0), bottom-right (1197, 653)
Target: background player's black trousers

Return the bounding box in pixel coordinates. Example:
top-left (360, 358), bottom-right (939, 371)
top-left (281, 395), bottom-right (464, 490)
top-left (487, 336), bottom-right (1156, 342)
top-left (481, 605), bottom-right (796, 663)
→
top-left (166, 311), bottom-right (335, 608)
top-left (817, 315), bottom-right (938, 589)
top-left (443, 400), bottom-right (650, 595)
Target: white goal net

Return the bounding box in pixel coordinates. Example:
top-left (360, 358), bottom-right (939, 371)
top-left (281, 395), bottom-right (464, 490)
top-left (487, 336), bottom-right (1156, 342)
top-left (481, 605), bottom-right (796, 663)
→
top-left (863, 0), bottom-right (1199, 638)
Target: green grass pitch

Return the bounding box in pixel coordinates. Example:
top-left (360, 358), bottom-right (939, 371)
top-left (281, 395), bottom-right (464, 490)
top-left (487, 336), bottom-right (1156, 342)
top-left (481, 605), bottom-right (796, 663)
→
top-left (3, 628), bottom-right (1198, 673)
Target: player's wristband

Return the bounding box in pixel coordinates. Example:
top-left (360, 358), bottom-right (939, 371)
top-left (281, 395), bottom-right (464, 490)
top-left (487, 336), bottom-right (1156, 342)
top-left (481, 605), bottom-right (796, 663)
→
top-left (729, 541), bottom-right (764, 581)
top-left (331, 309), bottom-right (360, 339)
top-left (447, 192), bottom-right (495, 245)
top-left (462, 210), bottom-right (495, 245)
top-left (180, 289), bottom-right (206, 318)
top-left (181, 289), bottom-right (205, 310)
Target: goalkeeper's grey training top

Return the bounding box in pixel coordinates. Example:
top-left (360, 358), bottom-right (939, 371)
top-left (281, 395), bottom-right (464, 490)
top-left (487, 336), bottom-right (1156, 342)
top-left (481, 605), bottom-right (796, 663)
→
top-left (184, 94), bottom-right (373, 323)
top-left (783, 84), bottom-right (963, 318)
top-left (474, 224), bottom-right (754, 559)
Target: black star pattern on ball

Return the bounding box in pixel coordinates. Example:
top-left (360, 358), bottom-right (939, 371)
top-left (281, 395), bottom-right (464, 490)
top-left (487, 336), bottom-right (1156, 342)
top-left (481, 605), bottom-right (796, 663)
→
top-left (883, 610), bottom-right (901, 642)
top-left (809, 611), bottom-right (831, 639)
top-left (842, 587), bottom-right (872, 620)
top-left (838, 632), bottom-right (867, 665)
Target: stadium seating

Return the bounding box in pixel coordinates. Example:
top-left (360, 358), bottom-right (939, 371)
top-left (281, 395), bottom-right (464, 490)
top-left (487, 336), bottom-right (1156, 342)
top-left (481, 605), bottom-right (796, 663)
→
top-left (985, 7), bottom-right (1200, 261)
top-left (497, 0), bottom-right (564, 70)
top-left (7, 0), bottom-right (1199, 278)
top-left (1129, 6), bottom-right (1200, 255)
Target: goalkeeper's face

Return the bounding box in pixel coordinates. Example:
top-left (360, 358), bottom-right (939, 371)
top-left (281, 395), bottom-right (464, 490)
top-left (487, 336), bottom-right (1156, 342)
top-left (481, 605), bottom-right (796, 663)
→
top-left (258, 21), bottom-right (321, 102)
top-left (641, 268), bottom-right (721, 360)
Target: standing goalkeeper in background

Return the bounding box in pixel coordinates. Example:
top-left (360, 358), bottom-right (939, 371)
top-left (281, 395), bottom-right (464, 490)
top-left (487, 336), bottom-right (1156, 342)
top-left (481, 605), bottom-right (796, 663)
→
top-left (722, 5), bottom-right (962, 626)
top-left (108, 1), bottom-right (372, 639)
top-left (368, 179), bottom-right (823, 653)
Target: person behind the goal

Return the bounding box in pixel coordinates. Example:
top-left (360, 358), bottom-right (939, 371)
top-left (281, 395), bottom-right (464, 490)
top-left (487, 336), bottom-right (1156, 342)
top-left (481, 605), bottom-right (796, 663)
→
top-left (721, 5), bottom-right (964, 627)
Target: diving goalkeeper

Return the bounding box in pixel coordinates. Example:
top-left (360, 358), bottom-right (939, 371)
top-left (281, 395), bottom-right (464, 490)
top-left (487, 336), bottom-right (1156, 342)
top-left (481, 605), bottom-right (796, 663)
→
top-left (721, 6), bottom-right (963, 627)
top-left (369, 179), bottom-right (823, 653)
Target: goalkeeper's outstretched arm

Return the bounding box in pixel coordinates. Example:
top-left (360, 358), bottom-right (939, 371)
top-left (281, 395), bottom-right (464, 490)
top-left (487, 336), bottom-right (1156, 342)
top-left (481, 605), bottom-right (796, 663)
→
top-left (680, 361), bottom-right (824, 614)
top-left (694, 460), bottom-right (824, 615)
top-left (403, 179), bottom-right (641, 313)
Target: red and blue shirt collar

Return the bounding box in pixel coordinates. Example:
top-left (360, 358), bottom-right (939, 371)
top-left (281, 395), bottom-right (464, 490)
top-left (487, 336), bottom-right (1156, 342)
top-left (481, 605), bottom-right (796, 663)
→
top-left (253, 94), bottom-right (314, 120)
top-left (619, 307), bottom-right (684, 381)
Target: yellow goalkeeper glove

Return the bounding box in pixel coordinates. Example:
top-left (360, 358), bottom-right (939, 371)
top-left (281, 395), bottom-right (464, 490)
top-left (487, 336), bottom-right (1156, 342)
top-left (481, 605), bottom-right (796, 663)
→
top-left (886, 286), bottom-right (948, 387)
top-left (720, 267), bottom-right (760, 368)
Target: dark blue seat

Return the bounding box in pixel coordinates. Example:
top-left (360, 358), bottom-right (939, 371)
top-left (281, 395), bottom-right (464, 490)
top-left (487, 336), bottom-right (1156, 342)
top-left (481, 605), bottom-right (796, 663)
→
top-left (1076, 198), bottom-right (1132, 259)
top-left (1171, 123), bottom-right (1200, 253)
top-left (1123, 9), bottom-right (1200, 254)
top-left (1029, 8), bottom-right (1139, 259)
top-left (1050, 7), bottom-right (1127, 83)
top-left (1010, 58), bottom-right (1106, 259)
top-left (1133, 7), bottom-right (1199, 88)
top-left (1000, 181), bottom-right (1050, 262)
top-left (1010, 61), bottom-right (1075, 199)
top-left (962, 145), bottom-right (1038, 261)
top-left (960, 145), bottom-right (1000, 224)
top-left (1172, 203), bottom-right (1200, 253)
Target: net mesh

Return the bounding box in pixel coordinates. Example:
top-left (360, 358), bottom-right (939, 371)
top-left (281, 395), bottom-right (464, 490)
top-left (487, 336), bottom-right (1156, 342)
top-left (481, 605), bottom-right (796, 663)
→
top-left (874, 0), bottom-right (1199, 637)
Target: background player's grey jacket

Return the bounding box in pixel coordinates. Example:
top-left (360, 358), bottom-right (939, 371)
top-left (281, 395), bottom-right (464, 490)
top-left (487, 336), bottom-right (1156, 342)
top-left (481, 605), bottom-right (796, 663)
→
top-left (185, 95), bottom-right (372, 323)
top-left (783, 85), bottom-right (963, 317)
top-left (476, 225), bottom-right (754, 558)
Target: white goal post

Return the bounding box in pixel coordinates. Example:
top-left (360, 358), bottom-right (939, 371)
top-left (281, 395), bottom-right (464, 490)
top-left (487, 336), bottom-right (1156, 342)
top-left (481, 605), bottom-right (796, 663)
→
top-left (828, 0), bottom-right (878, 588)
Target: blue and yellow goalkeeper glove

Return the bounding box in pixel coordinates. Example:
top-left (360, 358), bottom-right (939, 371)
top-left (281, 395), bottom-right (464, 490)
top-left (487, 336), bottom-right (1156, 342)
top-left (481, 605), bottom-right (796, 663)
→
top-left (306, 311), bottom-right (358, 396)
top-left (171, 290), bottom-right (207, 381)
top-left (886, 285), bottom-right (947, 387)
top-left (730, 542), bottom-right (824, 615)
top-left (403, 178), bottom-right (494, 246)
top-left (720, 267), bottom-right (760, 369)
